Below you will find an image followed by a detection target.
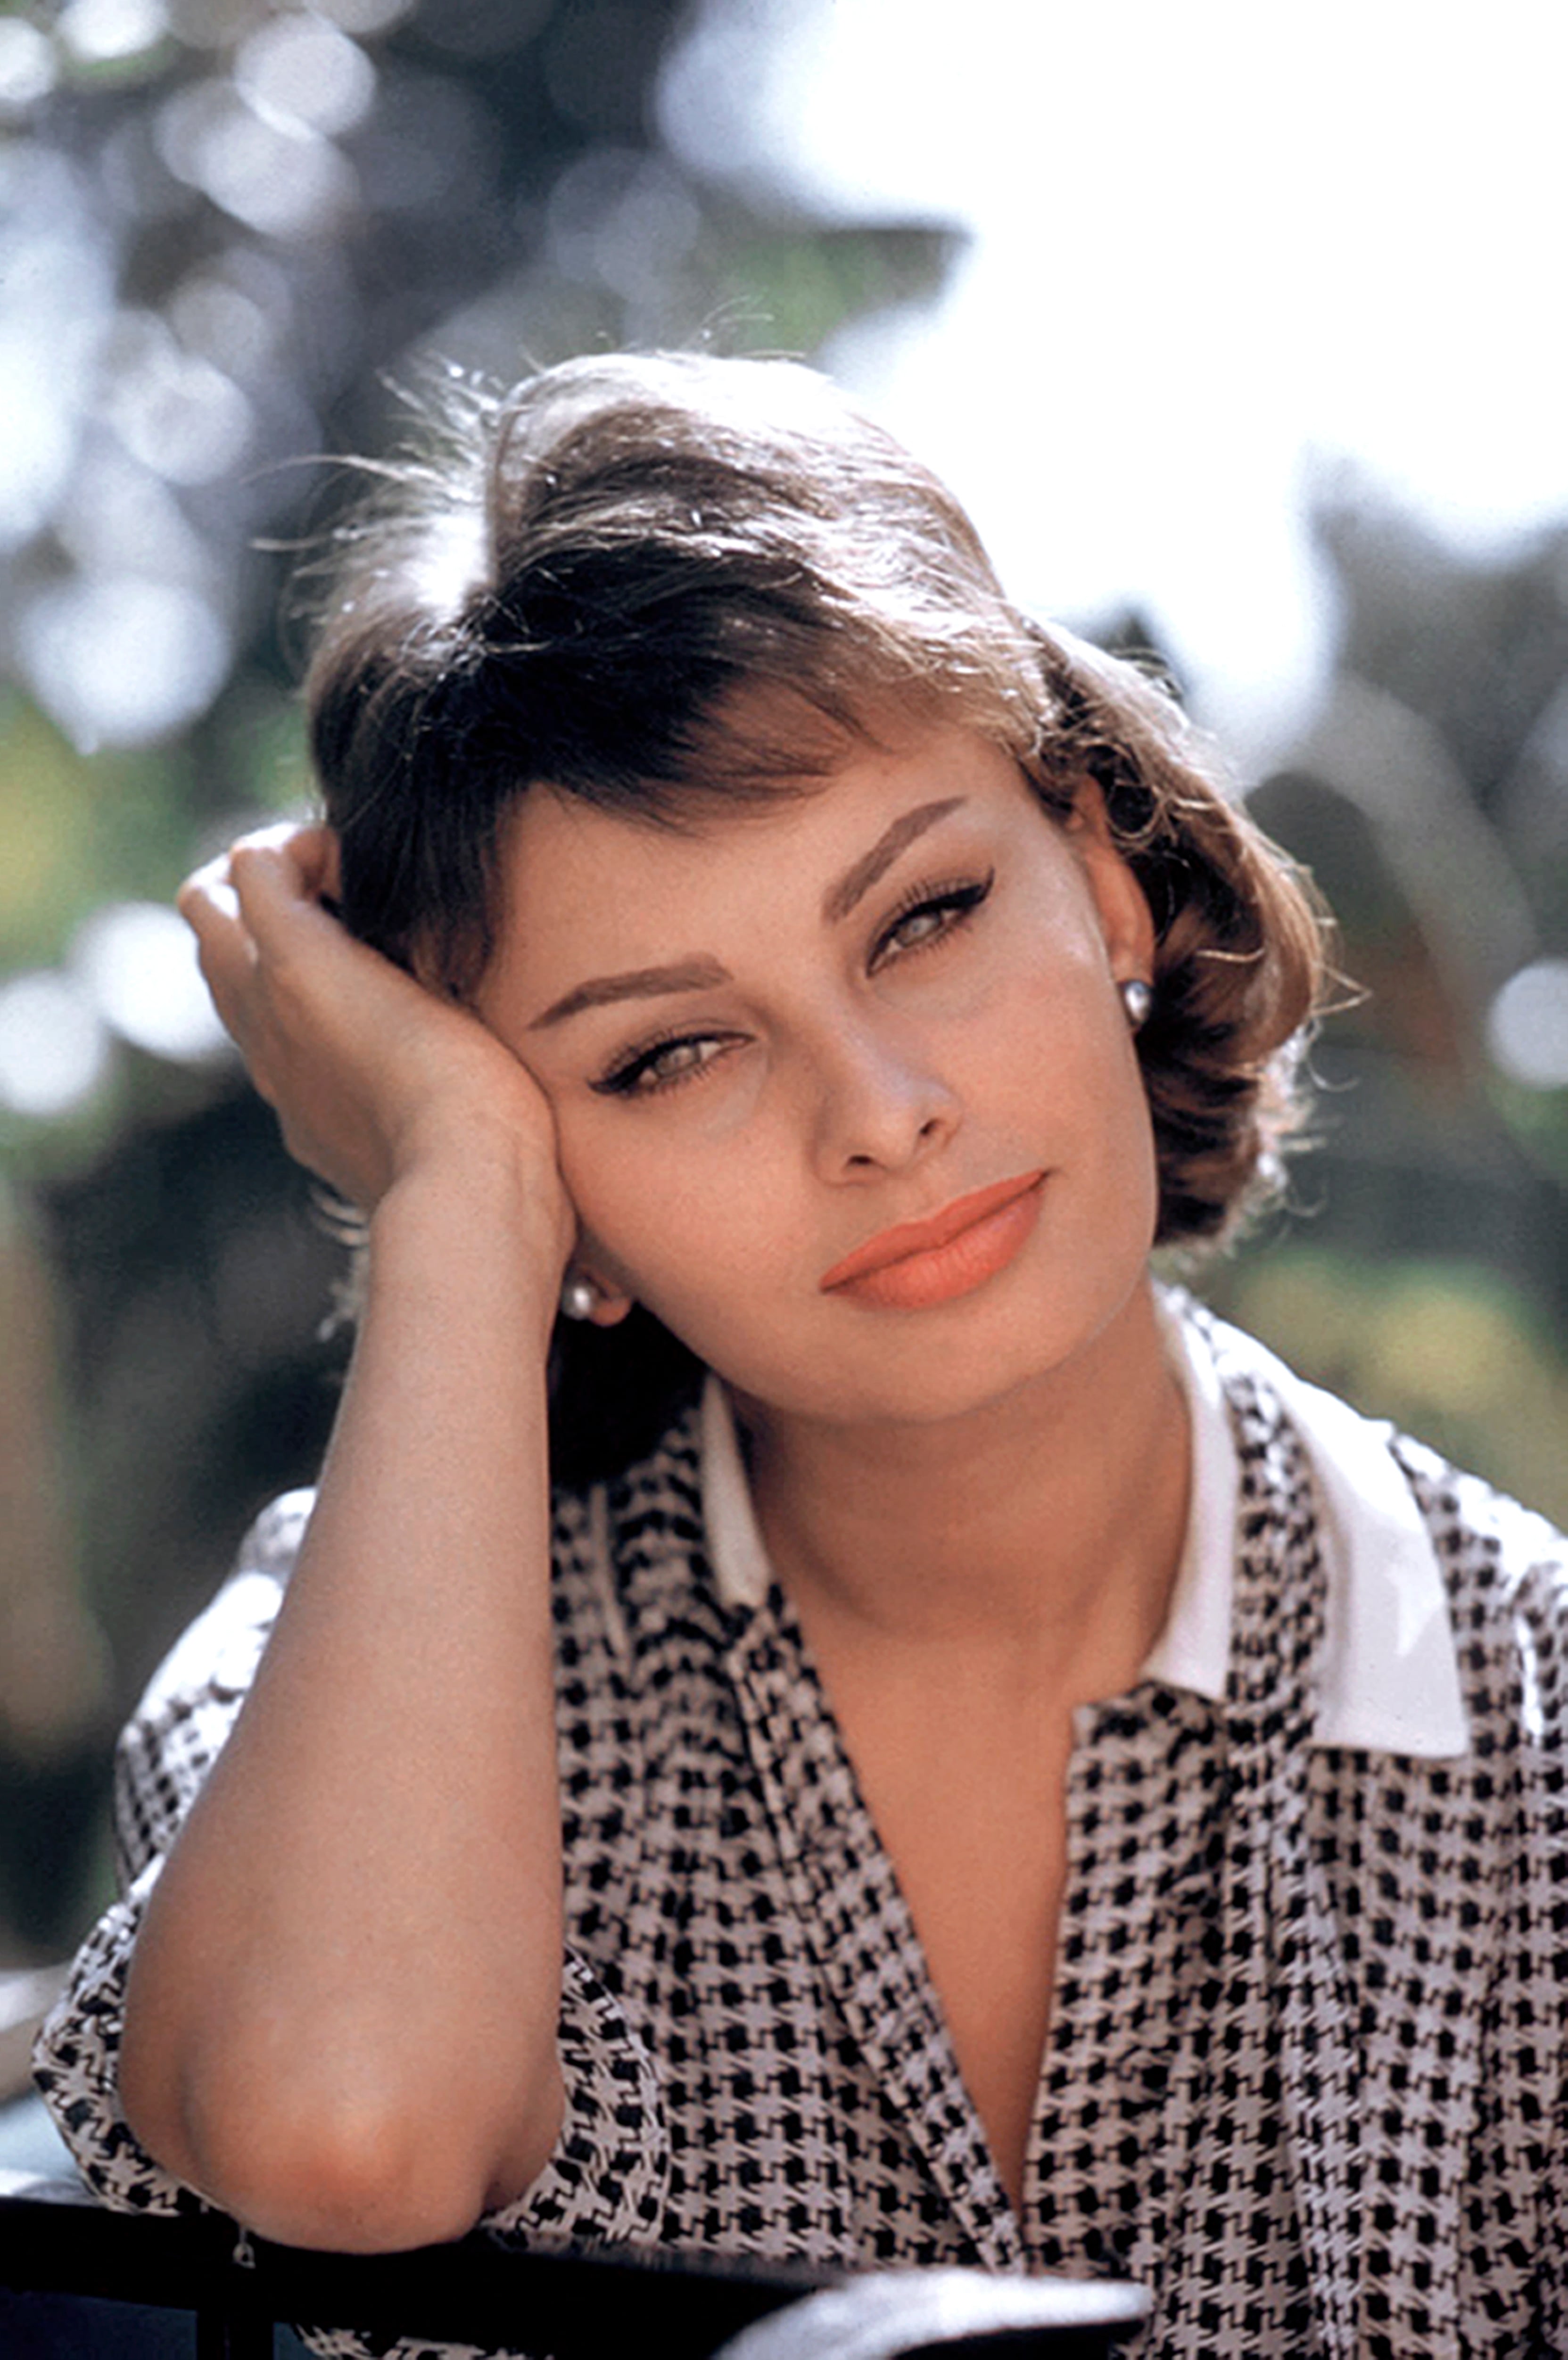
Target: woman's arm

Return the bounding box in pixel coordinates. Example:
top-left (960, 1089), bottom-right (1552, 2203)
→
top-left (117, 827), bottom-right (576, 2252)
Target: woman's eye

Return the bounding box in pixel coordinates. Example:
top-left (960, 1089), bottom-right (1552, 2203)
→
top-left (871, 873), bottom-right (993, 972)
top-left (592, 1031), bottom-right (739, 1099)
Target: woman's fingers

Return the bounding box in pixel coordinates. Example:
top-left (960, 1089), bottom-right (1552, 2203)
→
top-left (179, 827), bottom-right (352, 1051)
top-left (176, 826), bottom-right (375, 1166)
top-left (176, 851), bottom-right (262, 1057)
top-left (172, 822), bottom-right (570, 1228)
top-left (177, 825), bottom-right (326, 965)
top-left (174, 855), bottom-right (241, 936)
top-left (223, 825), bottom-right (340, 951)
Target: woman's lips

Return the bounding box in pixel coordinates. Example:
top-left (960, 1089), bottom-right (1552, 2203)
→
top-left (819, 1171), bottom-right (1048, 1310)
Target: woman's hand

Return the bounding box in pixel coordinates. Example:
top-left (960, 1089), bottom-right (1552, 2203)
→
top-left (179, 823), bottom-right (570, 1251)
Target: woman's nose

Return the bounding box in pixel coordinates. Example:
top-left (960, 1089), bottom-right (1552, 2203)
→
top-left (808, 1018), bottom-right (960, 1180)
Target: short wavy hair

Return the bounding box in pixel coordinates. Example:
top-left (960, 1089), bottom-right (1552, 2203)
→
top-left (307, 350), bottom-right (1329, 1258)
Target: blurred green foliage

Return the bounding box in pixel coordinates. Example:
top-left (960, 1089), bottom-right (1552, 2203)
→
top-left (0, 697), bottom-right (194, 968)
top-left (1218, 1250), bottom-right (1568, 1526)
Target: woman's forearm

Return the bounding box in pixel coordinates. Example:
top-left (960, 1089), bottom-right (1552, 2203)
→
top-left (120, 1147), bottom-right (568, 2251)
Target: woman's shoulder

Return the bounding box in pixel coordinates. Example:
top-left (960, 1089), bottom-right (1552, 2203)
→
top-left (1182, 1290), bottom-right (1564, 1560)
top-left (1389, 1431), bottom-right (1568, 1719)
top-left (1177, 1292), bottom-right (1566, 1749)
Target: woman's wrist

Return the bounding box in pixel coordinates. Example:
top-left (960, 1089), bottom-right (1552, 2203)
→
top-left (367, 1143), bottom-right (571, 1350)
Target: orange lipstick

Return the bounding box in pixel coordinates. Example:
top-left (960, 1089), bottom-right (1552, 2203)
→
top-left (819, 1171), bottom-right (1047, 1310)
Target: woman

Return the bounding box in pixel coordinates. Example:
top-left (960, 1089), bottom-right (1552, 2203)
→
top-left (36, 354), bottom-right (1568, 2357)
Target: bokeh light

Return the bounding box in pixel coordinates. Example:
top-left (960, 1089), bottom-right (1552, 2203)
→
top-left (156, 76), bottom-right (359, 238)
top-left (18, 576), bottom-right (232, 752)
top-left (71, 902), bottom-right (232, 1066)
top-left (100, 311), bottom-right (254, 487)
top-left (0, 973), bottom-right (110, 1122)
top-left (1488, 960), bottom-right (1568, 1090)
top-left (57, 0), bottom-right (169, 68)
top-left (0, 20), bottom-right (57, 112)
top-left (233, 16), bottom-right (377, 140)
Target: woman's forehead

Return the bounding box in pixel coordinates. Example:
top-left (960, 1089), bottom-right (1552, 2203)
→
top-left (509, 723), bottom-right (1016, 869)
top-left (487, 728), bottom-right (1034, 974)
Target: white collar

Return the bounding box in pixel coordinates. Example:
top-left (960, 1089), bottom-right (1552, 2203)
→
top-left (698, 1313), bottom-right (1470, 1761)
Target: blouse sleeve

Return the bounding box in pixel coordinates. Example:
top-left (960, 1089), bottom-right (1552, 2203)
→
top-left (33, 1491), bottom-right (308, 2219)
top-left (33, 1490), bottom-right (672, 2253)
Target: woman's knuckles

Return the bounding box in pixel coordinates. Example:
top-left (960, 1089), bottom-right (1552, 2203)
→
top-left (181, 831), bottom-right (555, 1201)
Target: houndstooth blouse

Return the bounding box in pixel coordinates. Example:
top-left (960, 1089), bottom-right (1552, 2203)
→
top-left (35, 1305), bottom-right (1568, 2359)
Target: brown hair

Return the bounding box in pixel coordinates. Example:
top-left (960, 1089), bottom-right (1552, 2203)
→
top-left (307, 350), bottom-right (1329, 1260)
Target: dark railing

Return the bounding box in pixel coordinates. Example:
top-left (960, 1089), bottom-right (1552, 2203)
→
top-left (0, 2171), bottom-right (1149, 2357)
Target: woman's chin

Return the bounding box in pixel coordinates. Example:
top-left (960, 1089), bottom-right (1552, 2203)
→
top-left (721, 1264), bottom-right (1158, 1436)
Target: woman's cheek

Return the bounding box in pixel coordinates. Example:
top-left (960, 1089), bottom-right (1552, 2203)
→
top-left (553, 1111), bottom-right (733, 1301)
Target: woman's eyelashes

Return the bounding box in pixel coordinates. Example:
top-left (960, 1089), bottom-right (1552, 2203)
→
top-left (592, 1028), bottom-right (746, 1099)
top-left (591, 869), bottom-right (997, 1100)
top-left (867, 870), bottom-right (995, 972)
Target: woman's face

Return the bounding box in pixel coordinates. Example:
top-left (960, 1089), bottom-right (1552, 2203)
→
top-left (475, 723), bottom-right (1160, 1428)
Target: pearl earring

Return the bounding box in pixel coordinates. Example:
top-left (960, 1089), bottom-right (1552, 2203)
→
top-left (560, 1274), bottom-right (598, 1322)
top-left (1119, 977), bottom-right (1154, 1032)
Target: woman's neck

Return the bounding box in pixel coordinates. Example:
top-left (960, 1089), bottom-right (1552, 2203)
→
top-left (735, 1278), bottom-right (1191, 1709)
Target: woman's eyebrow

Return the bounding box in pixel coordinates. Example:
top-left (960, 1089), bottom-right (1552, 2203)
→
top-left (821, 797), bottom-right (967, 924)
top-left (528, 797), bottom-right (968, 1031)
top-left (528, 957), bottom-right (732, 1031)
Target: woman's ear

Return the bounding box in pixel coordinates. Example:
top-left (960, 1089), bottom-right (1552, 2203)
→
top-left (1065, 779), bottom-right (1157, 985)
top-left (560, 1268), bottom-right (635, 1329)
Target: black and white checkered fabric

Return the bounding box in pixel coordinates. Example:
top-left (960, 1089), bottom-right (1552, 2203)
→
top-left (35, 1309), bottom-right (1568, 2357)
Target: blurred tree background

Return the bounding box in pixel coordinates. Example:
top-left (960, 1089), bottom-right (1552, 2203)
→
top-left (0, 0), bottom-right (1563, 1963)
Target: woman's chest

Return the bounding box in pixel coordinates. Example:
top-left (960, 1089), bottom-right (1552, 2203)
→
top-left (553, 1569), bottom-right (1226, 2258)
top-left (835, 1699), bottom-right (1074, 2216)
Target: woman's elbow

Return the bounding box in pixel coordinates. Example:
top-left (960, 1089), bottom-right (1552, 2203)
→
top-left (123, 2052), bottom-right (563, 2253)
top-left (203, 2109), bottom-right (493, 2252)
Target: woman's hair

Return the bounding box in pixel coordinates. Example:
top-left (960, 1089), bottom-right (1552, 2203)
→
top-left (306, 351), bottom-right (1331, 1459)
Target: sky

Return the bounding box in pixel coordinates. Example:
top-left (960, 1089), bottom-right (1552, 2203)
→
top-left (661, 0), bottom-right (1568, 763)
